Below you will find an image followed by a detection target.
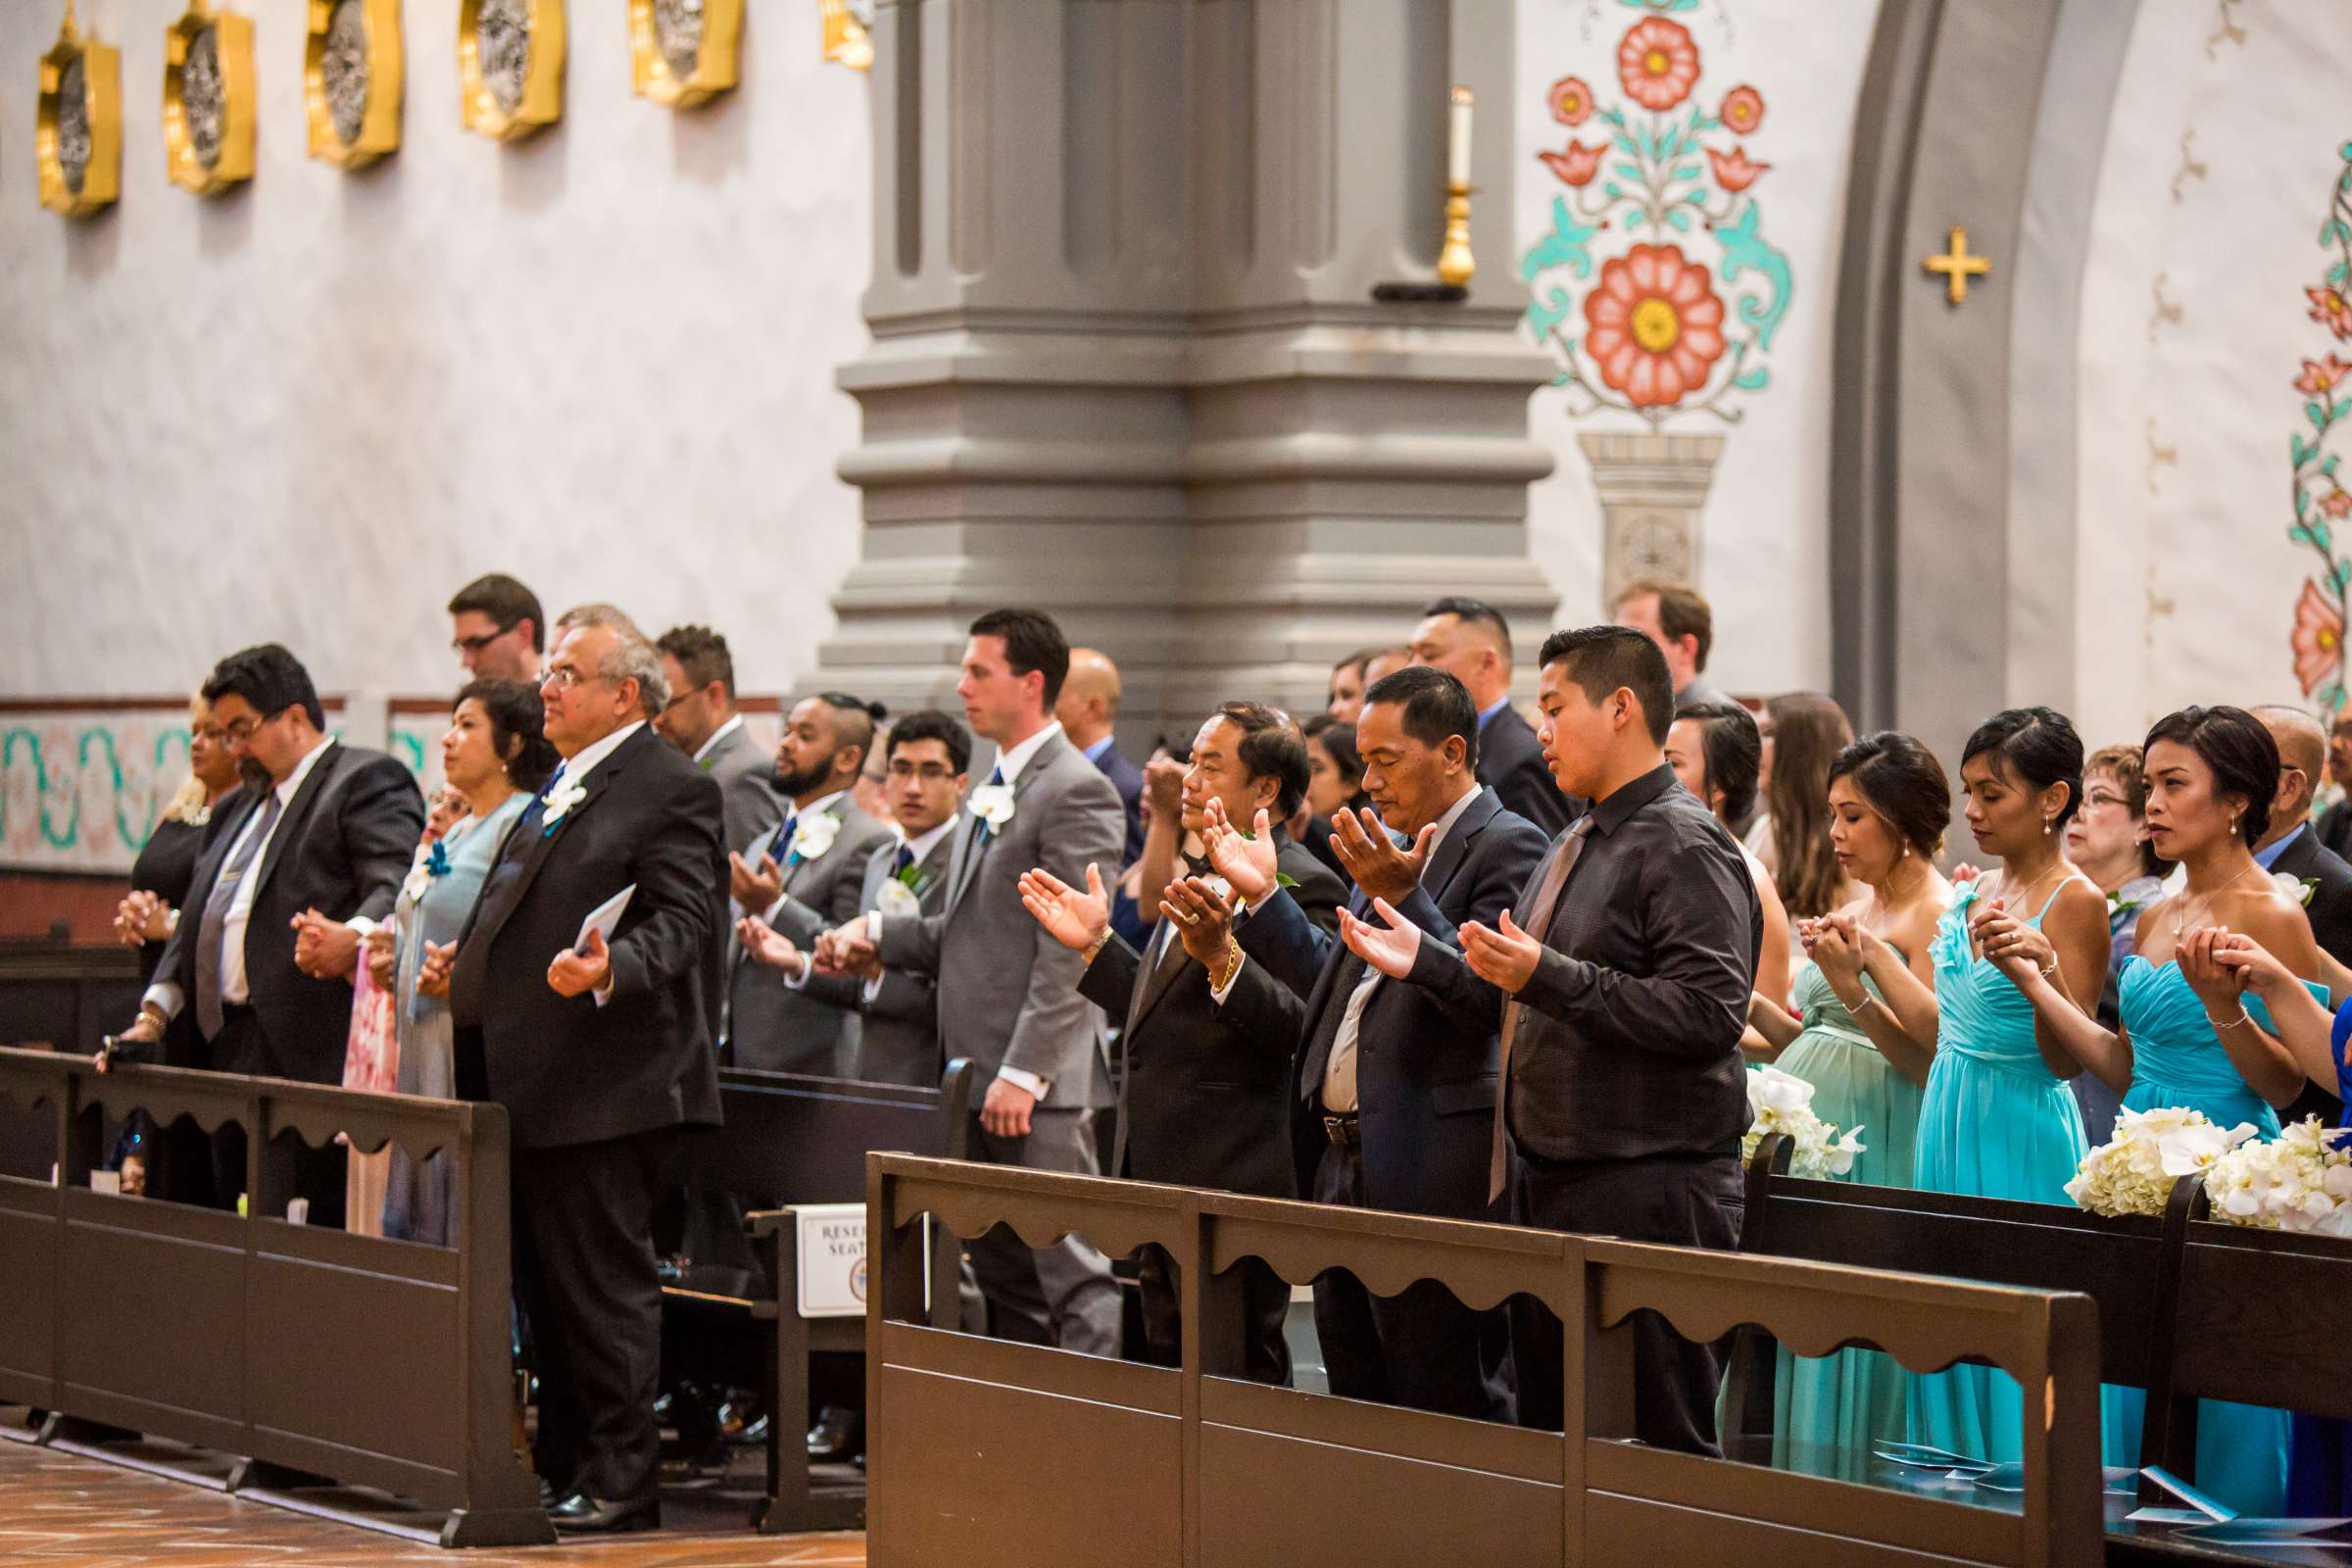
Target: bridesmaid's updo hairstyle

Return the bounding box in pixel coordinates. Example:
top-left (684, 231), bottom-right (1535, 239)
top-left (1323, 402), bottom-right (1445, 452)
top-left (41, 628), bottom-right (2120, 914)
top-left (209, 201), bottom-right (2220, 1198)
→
top-left (1961, 707), bottom-right (2083, 832)
top-left (2142, 706), bottom-right (2279, 847)
top-left (1830, 731), bottom-right (1951, 860)
top-left (458, 678), bottom-right (561, 795)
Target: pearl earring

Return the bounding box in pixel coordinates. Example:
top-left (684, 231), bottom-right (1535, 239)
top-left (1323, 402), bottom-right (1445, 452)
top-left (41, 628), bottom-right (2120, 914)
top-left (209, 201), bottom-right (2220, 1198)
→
top-left (2042, 817), bottom-right (2054, 837)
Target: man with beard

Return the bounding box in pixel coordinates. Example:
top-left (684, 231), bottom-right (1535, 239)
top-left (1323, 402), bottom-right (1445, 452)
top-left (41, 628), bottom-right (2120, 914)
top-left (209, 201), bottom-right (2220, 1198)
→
top-left (722, 693), bottom-right (894, 1075)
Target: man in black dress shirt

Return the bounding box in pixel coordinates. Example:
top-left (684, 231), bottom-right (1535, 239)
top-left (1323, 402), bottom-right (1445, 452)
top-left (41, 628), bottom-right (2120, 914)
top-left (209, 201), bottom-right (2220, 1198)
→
top-left (1407, 597), bottom-right (1580, 836)
top-left (1340, 625), bottom-right (1758, 1454)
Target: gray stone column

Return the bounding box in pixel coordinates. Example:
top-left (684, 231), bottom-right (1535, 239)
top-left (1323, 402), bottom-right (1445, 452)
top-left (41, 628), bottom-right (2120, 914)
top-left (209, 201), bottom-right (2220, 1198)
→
top-left (817, 0), bottom-right (1559, 744)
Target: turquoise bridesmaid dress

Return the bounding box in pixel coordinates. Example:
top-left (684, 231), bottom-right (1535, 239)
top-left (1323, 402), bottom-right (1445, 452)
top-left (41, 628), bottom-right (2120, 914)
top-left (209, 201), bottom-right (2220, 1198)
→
top-left (1773, 959), bottom-right (1925, 1473)
top-left (1906, 880), bottom-right (2090, 1461)
top-left (2099, 956), bottom-right (2315, 1516)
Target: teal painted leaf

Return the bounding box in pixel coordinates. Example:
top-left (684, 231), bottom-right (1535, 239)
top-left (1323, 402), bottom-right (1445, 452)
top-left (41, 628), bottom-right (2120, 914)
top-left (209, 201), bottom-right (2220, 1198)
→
top-left (1525, 285), bottom-right (1576, 341)
top-left (1714, 200), bottom-right (1794, 350)
top-left (2324, 218), bottom-right (2349, 247)
top-left (2331, 262), bottom-right (2351, 288)
top-left (1520, 196), bottom-right (1599, 284)
top-left (1672, 162), bottom-right (1701, 182)
top-left (2294, 524), bottom-right (2320, 547)
top-left (2296, 433), bottom-right (2315, 467)
top-left (1733, 366), bottom-right (1770, 391)
top-left (2331, 560), bottom-right (2352, 596)
top-left (1615, 162), bottom-right (1643, 182)
top-left (2327, 455), bottom-right (2342, 476)
top-left (1665, 207), bottom-right (1690, 231)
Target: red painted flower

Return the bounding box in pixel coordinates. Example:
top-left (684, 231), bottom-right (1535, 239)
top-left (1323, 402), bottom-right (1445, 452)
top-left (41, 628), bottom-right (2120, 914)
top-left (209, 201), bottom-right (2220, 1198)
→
top-left (2294, 579), bottom-right (2345, 696)
top-left (1706, 146), bottom-right (1770, 193)
top-left (1585, 243), bottom-right (1727, 409)
top-left (1548, 75), bottom-right (1594, 127)
top-left (1719, 85), bottom-right (1765, 134)
top-left (2326, 490), bottom-right (2352, 519)
top-left (1618, 18), bottom-right (1700, 113)
top-left (2311, 286), bottom-right (2352, 341)
top-left (1538, 141), bottom-right (1604, 187)
top-left (2297, 355), bottom-right (2352, 396)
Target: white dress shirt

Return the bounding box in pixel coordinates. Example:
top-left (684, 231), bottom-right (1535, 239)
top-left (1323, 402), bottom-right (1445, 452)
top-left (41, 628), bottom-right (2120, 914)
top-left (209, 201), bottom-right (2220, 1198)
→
top-left (143, 735), bottom-right (337, 1022)
top-left (788, 816), bottom-right (954, 991)
top-left (551, 721), bottom-right (645, 1007)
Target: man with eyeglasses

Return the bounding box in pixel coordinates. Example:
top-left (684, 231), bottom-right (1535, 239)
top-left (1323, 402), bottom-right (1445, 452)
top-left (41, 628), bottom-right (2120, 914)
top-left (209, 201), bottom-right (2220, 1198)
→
top-left (106, 644), bottom-right (424, 1224)
top-left (720, 692), bottom-right (894, 1076)
top-left (653, 624), bottom-right (782, 852)
top-left (447, 572), bottom-right (546, 684)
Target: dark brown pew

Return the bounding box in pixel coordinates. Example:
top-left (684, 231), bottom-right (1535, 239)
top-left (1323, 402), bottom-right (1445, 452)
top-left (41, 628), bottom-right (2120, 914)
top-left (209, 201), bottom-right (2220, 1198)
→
top-left (0, 943), bottom-right (142, 1180)
top-left (657, 1059), bottom-right (975, 1533)
top-left (0, 1045), bottom-right (550, 1548)
top-left (862, 1152), bottom-right (2103, 1568)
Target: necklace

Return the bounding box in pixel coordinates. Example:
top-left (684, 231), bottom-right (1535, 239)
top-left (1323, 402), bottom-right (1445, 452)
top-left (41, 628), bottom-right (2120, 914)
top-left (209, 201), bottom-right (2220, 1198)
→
top-left (1990, 858), bottom-right (2066, 917)
top-left (2169, 861), bottom-right (2259, 949)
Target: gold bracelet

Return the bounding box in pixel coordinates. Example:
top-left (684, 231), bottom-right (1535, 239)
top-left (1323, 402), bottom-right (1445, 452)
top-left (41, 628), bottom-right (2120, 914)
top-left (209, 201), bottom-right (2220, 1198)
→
top-left (1083, 930), bottom-right (1112, 964)
top-left (1210, 940), bottom-right (1245, 992)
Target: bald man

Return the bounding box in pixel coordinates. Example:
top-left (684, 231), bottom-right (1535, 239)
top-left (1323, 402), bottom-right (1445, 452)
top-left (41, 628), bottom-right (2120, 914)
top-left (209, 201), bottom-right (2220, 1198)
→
top-left (2252, 704), bottom-right (2352, 1124)
top-left (1056, 648), bottom-right (1145, 862)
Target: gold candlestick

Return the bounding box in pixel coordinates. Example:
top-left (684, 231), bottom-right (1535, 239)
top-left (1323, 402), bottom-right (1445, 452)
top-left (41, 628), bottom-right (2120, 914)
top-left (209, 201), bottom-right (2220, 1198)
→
top-left (1438, 180), bottom-right (1475, 288)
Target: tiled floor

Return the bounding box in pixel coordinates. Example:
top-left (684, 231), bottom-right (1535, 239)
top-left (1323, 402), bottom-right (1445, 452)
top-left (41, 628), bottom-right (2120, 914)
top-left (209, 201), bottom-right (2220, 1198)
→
top-left (0, 1439), bottom-right (867, 1567)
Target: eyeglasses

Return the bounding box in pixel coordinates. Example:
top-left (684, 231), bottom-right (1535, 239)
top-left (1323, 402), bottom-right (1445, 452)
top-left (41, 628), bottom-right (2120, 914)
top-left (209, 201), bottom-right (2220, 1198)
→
top-left (659, 686), bottom-right (707, 716)
top-left (887, 761), bottom-right (958, 784)
top-left (542, 664), bottom-right (595, 691)
top-left (451, 621), bottom-right (520, 655)
top-left (220, 710), bottom-right (279, 745)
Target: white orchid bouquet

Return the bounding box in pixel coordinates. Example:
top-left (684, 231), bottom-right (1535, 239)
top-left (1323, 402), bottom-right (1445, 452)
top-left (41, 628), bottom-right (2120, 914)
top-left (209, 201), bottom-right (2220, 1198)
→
top-left (1743, 1064), bottom-right (1866, 1179)
top-left (2201, 1115), bottom-right (2352, 1236)
top-left (2065, 1104), bottom-right (2257, 1218)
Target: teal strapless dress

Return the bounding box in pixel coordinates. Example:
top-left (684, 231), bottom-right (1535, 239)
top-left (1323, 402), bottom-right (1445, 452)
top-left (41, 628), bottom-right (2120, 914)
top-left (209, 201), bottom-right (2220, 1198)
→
top-left (1907, 881), bottom-right (2090, 1462)
top-left (1773, 960), bottom-right (1925, 1473)
top-left (2098, 957), bottom-right (2314, 1515)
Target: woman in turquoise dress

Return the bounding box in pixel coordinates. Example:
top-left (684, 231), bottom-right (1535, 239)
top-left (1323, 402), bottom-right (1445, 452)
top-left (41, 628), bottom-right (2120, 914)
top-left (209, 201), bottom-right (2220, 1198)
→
top-left (1907, 709), bottom-right (2113, 1464)
top-left (1987, 706), bottom-right (2333, 1515)
top-left (370, 680), bottom-right (557, 1245)
top-left (1745, 732), bottom-right (1954, 1471)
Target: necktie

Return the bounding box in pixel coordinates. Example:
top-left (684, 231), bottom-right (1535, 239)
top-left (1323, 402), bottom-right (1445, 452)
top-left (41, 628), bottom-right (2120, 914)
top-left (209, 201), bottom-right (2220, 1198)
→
top-left (771, 813), bottom-right (798, 865)
top-left (971, 765), bottom-right (1005, 850)
top-left (195, 792), bottom-right (284, 1040)
top-left (1490, 817), bottom-right (1593, 1202)
top-left (893, 842), bottom-right (915, 877)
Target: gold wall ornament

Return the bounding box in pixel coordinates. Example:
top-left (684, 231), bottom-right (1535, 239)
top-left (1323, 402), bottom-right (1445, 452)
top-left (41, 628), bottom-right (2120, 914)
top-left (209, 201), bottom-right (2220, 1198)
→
top-left (306, 0), bottom-right (404, 169)
top-left (631, 0), bottom-right (742, 109)
top-left (36, 3), bottom-right (122, 217)
top-left (163, 2), bottom-right (258, 196)
top-left (820, 0), bottom-right (872, 73)
top-left (460, 0), bottom-right (564, 141)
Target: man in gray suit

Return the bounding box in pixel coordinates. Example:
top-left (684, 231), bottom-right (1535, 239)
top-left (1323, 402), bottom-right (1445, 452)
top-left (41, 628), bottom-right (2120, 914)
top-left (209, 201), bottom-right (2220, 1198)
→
top-left (655, 625), bottom-right (784, 852)
top-left (739, 709), bottom-right (969, 1088)
top-left (817, 609), bottom-right (1126, 1354)
top-left (723, 693), bottom-right (894, 1075)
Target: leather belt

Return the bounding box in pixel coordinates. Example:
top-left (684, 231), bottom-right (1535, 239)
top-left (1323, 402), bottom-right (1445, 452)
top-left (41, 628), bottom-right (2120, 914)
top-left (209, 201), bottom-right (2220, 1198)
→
top-left (1321, 1112), bottom-right (1360, 1149)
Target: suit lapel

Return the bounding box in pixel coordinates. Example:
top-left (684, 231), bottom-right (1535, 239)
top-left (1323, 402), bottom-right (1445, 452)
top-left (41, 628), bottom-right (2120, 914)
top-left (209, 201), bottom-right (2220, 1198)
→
top-left (1419, 790), bottom-right (1498, 907)
top-left (1127, 926), bottom-right (1194, 1034)
top-left (254, 741), bottom-right (340, 897)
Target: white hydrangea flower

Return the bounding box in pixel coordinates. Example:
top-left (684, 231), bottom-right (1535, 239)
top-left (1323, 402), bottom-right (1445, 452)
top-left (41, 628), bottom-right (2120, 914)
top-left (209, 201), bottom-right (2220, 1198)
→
top-left (1740, 1065), bottom-right (1868, 1181)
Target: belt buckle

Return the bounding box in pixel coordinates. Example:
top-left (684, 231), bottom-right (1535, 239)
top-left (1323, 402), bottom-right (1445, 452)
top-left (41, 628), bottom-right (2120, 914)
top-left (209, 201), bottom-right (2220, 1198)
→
top-left (1322, 1113), bottom-right (1357, 1148)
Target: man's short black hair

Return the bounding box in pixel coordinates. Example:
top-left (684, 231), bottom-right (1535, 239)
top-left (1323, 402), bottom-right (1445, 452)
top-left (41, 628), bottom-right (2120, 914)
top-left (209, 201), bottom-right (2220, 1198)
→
top-left (809, 692), bottom-right (890, 773)
top-left (968, 608), bottom-right (1073, 708)
top-left (656, 625), bottom-right (737, 699)
top-left (1215, 702), bottom-right (1311, 819)
top-left (1361, 665), bottom-right (1480, 770)
top-left (1420, 596), bottom-right (1513, 663)
top-left (888, 709), bottom-right (973, 776)
top-left (202, 644), bottom-right (324, 731)
top-left (446, 573), bottom-right (546, 653)
top-left (1539, 625), bottom-right (1674, 745)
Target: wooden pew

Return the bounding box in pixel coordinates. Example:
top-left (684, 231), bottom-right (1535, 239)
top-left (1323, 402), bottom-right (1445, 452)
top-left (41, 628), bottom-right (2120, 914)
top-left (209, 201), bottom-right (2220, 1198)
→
top-left (862, 1152), bottom-right (2103, 1568)
top-left (656, 1059), bottom-right (975, 1533)
top-left (0, 944), bottom-right (142, 1181)
top-left (0, 1046), bottom-right (551, 1547)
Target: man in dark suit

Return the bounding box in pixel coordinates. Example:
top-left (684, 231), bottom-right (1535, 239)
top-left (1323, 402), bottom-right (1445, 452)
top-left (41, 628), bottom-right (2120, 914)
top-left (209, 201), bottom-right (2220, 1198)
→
top-left (741, 709), bottom-right (970, 1088)
top-left (816, 609), bottom-right (1127, 1353)
top-left (1343, 628), bottom-right (1759, 1455)
top-left (1019, 703), bottom-right (1347, 1383)
top-left (111, 644), bottom-right (423, 1223)
top-left (2253, 706), bottom-right (2352, 1124)
top-left (654, 624), bottom-right (783, 852)
top-left (722, 694), bottom-right (894, 1074)
top-left (1408, 596), bottom-right (1581, 836)
top-left (2318, 710), bottom-right (2352, 861)
top-left (1199, 667), bottom-right (1547, 1419)
top-left (442, 604), bottom-right (726, 1535)
top-left (1058, 647), bottom-right (1150, 945)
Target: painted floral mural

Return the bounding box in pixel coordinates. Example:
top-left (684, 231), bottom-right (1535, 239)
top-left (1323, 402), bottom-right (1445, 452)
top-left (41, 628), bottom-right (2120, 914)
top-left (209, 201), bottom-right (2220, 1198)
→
top-left (2289, 142), bottom-right (2352, 713)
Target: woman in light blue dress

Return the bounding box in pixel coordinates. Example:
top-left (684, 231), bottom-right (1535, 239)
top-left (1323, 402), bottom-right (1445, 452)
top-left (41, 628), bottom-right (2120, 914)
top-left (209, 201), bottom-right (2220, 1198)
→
top-left (1907, 708), bottom-right (2112, 1464)
top-left (1744, 731), bottom-right (1953, 1472)
top-left (1990, 706), bottom-right (2332, 1515)
top-left (372, 680), bottom-right (558, 1246)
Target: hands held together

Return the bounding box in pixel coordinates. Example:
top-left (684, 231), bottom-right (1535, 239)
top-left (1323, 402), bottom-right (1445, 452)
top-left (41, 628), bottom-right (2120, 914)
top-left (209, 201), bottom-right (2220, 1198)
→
top-left (811, 915), bottom-right (880, 980)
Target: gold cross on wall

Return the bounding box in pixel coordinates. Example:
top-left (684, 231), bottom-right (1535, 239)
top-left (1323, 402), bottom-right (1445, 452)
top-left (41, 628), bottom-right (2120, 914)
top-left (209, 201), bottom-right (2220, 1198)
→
top-left (1925, 226), bottom-right (1990, 306)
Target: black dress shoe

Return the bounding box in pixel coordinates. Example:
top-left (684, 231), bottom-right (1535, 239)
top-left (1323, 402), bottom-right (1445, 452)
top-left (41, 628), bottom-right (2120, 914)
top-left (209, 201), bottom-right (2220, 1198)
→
top-left (807, 1405), bottom-right (864, 1462)
top-left (547, 1492), bottom-right (660, 1535)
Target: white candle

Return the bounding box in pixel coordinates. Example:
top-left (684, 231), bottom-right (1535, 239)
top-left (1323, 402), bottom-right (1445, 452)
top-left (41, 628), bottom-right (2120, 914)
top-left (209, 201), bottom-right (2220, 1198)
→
top-left (1448, 85), bottom-right (1474, 189)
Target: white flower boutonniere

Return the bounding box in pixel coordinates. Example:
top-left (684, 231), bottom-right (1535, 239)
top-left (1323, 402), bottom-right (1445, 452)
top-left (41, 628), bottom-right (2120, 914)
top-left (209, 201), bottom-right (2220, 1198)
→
top-left (791, 811), bottom-right (843, 863)
top-left (540, 777), bottom-right (588, 835)
top-left (401, 853), bottom-right (435, 907)
top-left (876, 876), bottom-right (922, 917)
top-left (968, 783), bottom-right (1017, 832)
top-left (2274, 871), bottom-right (2321, 908)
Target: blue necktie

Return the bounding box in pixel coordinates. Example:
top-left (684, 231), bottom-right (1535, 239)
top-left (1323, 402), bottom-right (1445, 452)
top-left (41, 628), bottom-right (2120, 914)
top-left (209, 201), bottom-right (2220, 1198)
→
top-left (972, 766), bottom-right (1005, 851)
top-left (893, 843), bottom-right (915, 876)
top-left (770, 813), bottom-right (797, 864)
